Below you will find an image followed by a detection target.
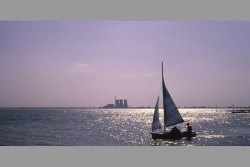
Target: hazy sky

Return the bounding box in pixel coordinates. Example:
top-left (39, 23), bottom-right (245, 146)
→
top-left (0, 21), bottom-right (250, 107)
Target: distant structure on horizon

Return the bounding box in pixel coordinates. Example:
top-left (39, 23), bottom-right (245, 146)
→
top-left (102, 97), bottom-right (129, 108)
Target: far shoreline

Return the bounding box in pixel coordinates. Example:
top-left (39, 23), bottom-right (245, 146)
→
top-left (0, 106), bottom-right (250, 110)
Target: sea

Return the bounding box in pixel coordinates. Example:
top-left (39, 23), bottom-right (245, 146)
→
top-left (0, 108), bottom-right (249, 146)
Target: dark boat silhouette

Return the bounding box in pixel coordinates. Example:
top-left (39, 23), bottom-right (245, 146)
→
top-left (151, 62), bottom-right (197, 140)
top-left (231, 110), bottom-right (250, 113)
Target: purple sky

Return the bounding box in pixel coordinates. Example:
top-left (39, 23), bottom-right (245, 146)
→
top-left (0, 21), bottom-right (250, 107)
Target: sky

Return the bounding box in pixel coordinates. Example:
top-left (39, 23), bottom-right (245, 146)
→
top-left (0, 21), bottom-right (250, 107)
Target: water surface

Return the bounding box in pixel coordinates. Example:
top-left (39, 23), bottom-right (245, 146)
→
top-left (0, 108), bottom-right (249, 146)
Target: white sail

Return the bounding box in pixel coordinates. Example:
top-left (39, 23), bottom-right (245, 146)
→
top-left (152, 96), bottom-right (161, 131)
top-left (162, 62), bottom-right (184, 128)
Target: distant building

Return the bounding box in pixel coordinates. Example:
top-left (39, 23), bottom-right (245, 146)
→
top-left (124, 99), bottom-right (128, 108)
top-left (103, 104), bottom-right (115, 108)
top-left (115, 99), bottom-right (120, 108)
top-left (119, 99), bottom-right (123, 108)
top-left (103, 97), bottom-right (129, 109)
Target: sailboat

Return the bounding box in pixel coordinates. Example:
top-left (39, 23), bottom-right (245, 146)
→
top-left (151, 62), bottom-right (196, 140)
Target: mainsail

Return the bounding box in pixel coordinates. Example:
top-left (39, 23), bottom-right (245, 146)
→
top-left (152, 96), bottom-right (161, 131)
top-left (162, 62), bottom-right (184, 128)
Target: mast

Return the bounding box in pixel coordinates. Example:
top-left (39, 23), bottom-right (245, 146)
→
top-left (162, 62), bottom-right (165, 130)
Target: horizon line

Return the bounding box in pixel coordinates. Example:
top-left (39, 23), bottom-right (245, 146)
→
top-left (1, 106), bottom-right (250, 109)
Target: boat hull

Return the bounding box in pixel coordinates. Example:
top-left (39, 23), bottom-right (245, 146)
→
top-left (151, 131), bottom-right (196, 140)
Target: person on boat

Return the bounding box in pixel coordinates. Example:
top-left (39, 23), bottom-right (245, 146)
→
top-left (187, 123), bottom-right (192, 135)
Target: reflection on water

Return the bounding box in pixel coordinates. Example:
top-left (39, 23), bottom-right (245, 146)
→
top-left (0, 108), bottom-right (249, 146)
